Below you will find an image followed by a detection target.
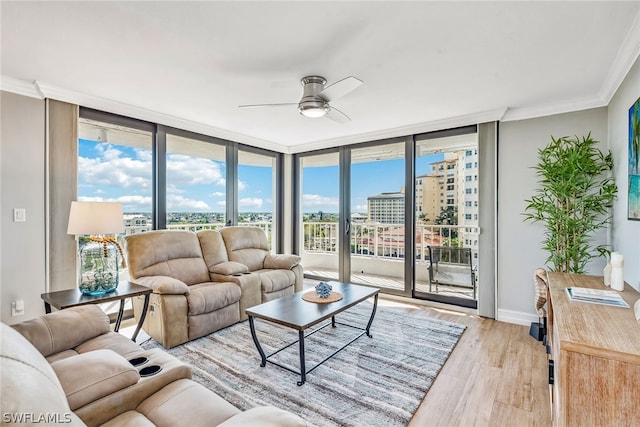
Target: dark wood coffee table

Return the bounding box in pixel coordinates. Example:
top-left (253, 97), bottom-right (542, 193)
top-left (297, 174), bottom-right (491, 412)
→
top-left (245, 281), bottom-right (379, 385)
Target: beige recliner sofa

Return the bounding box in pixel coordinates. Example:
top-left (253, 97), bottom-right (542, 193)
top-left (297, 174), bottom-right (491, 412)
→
top-left (219, 226), bottom-right (303, 302)
top-left (1, 306), bottom-right (305, 427)
top-left (125, 228), bottom-right (303, 348)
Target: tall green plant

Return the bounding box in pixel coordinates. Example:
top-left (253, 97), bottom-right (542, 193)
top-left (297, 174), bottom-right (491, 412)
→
top-left (523, 133), bottom-right (617, 273)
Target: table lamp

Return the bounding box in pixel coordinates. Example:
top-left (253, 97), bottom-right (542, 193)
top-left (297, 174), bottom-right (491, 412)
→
top-left (67, 201), bottom-right (125, 295)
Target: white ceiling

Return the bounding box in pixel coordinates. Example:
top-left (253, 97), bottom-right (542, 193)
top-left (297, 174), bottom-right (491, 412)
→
top-left (2, 1), bottom-right (640, 154)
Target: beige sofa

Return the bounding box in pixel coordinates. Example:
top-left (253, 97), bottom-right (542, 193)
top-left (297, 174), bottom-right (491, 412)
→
top-left (125, 228), bottom-right (302, 348)
top-left (1, 306), bottom-right (305, 426)
top-left (219, 226), bottom-right (304, 302)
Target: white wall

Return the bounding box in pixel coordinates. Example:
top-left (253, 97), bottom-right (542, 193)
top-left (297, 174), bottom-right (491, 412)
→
top-left (498, 108), bottom-right (608, 322)
top-left (608, 55), bottom-right (640, 290)
top-left (0, 91), bottom-right (46, 324)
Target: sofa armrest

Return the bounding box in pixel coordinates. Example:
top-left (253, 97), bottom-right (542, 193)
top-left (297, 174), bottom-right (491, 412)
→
top-left (12, 305), bottom-right (110, 357)
top-left (218, 406), bottom-right (306, 427)
top-left (51, 349), bottom-right (139, 411)
top-left (208, 261), bottom-right (248, 276)
top-left (264, 254), bottom-right (301, 270)
top-left (133, 276), bottom-right (190, 295)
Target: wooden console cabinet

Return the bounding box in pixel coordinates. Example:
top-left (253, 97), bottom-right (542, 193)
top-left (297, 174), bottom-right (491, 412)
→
top-left (546, 273), bottom-right (640, 426)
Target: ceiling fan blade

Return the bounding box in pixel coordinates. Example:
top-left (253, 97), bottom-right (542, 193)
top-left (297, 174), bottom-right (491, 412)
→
top-left (320, 76), bottom-right (363, 101)
top-left (238, 103), bottom-right (297, 108)
top-left (325, 106), bottom-right (351, 123)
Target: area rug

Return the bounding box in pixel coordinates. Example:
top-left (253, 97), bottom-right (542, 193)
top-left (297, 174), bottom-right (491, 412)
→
top-left (141, 301), bottom-right (465, 427)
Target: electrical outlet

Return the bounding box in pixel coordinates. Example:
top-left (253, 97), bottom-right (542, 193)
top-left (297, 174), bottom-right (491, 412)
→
top-left (13, 208), bottom-right (26, 222)
top-left (11, 300), bottom-right (24, 316)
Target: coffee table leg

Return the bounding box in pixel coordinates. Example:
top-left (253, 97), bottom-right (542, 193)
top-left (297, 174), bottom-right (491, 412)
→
top-left (297, 330), bottom-right (306, 386)
top-left (331, 315), bottom-right (336, 327)
top-left (248, 316), bottom-right (267, 367)
top-left (365, 293), bottom-right (379, 338)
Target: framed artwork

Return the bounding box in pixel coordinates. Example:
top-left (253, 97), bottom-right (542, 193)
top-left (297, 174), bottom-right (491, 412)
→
top-left (630, 96), bottom-right (640, 220)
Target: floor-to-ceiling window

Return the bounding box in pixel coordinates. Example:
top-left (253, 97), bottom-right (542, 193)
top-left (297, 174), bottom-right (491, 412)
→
top-left (349, 141), bottom-right (408, 294)
top-left (414, 128), bottom-right (479, 308)
top-left (76, 108), bottom-right (283, 254)
top-left (298, 151), bottom-right (341, 281)
top-left (165, 132), bottom-right (227, 230)
top-left (238, 146), bottom-right (280, 251)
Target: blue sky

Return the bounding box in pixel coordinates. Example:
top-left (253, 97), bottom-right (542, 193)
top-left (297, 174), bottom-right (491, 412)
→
top-left (78, 139), bottom-right (442, 213)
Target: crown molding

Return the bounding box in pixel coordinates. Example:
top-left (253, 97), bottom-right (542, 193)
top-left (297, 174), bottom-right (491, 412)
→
top-left (1, 77), bottom-right (288, 153)
top-left (287, 108), bottom-right (508, 154)
top-left (0, 76), bottom-right (42, 99)
top-left (501, 95), bottom-right (607, 123)
top-left (599, 10), bottom-right (640, 104)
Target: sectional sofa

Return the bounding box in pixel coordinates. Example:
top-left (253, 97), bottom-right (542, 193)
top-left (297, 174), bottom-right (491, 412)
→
top-left (1, 305), bottom-right (305, 426)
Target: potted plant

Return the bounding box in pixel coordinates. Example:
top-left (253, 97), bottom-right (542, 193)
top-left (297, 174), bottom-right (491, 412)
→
top-left (523, 132), bottom-right (618, 273)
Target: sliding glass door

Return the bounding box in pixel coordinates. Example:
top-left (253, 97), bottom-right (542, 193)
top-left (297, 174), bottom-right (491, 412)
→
top-left (296, 127), bottom-right (481, 308)
top-left (349, 141), bottom-right (408, 293)
top-left (414, 130), bottom-right (479, 308)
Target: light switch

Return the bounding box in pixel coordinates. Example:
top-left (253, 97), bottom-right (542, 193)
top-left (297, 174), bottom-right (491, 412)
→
top-left (13, 208), bottom-right (26, 222)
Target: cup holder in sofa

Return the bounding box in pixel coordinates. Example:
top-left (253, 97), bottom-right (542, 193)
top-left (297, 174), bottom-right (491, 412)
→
top-left (242, 272), bottom-right (252, 275)
top-left (129, 357), bottom-right (149, 367)
top-left (139, 365), bottom-right (163, 377)
top-left (232, 274), bottom-right (242, 277)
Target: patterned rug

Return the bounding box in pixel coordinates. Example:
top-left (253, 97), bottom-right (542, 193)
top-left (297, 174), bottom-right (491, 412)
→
top-left (141, 301), bottom-right (465, 427)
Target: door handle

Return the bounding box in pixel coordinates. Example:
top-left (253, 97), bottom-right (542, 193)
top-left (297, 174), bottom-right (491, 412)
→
top-left (345, 218), bottom-right (351, 235)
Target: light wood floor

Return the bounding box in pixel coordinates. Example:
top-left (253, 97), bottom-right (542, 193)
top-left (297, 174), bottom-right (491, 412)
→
top-left (376, 297), bottom-right (552, 427)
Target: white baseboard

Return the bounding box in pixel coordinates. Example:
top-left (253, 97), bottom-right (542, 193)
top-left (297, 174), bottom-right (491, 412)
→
top-left (497, 309), bottom-right (540, 326)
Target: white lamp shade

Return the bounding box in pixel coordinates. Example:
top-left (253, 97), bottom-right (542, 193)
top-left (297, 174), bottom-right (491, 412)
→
top-left (67, 201), bottom-right (124, 235)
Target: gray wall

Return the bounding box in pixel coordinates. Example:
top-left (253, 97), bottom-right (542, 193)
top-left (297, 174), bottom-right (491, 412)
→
top-left (1, 91), bottom-right (46, 324)
top-left (608, 55), bottom-right (640, 290)
top-left (498, 108), bottom-right (609, 320)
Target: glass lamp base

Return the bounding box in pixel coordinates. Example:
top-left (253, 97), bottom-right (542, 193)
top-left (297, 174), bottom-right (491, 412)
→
top-left (79, 283), bottom-right (118, 296)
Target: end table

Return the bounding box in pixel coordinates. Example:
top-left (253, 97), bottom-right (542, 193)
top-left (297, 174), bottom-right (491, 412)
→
top-left (41, 281), bottom-right (152, 342)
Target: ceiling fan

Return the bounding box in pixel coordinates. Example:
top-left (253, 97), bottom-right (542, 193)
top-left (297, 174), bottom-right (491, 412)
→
top-left (239, 75), bottom-right (363, 123)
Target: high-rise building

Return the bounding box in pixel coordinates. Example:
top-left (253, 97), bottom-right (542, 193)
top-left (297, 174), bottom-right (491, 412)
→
top-left (415, 174), bottom-right (439, 224)
top-left (367, 188), bottom-right (405, 224)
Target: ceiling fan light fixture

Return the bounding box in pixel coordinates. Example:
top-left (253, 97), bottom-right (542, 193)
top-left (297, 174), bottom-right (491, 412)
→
top-left (298, 100), bottom-right (330, 118)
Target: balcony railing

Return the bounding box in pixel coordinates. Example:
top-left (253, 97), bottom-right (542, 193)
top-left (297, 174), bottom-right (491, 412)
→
top-left (303, 221), bottom-right (478, 264)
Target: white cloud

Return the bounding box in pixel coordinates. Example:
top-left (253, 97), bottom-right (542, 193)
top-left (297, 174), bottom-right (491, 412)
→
top-left (239, 197), bottom-right (263, 209)
top-left (302, 194), bottom-right (339, 208)
top-left (210, 191), bottom-right (225, 197)
top-left (78, 194), bottom-right (152, 212)
top-left (166, 154), bottom-right (225, 186)
top-left (238, 181), bottom-right (247, 191)
top-left (167, 194), bottom-right (210, 211)
top-left (354, 204), bottom-right (368, 212)
top-left (78, 148), bottom-right (152, 189)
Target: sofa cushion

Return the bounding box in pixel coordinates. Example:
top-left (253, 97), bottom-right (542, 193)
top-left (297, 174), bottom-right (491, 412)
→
top-left (186, 282), bottom-right (241, 316)
top-left (51, 349), bottom-right (139, 411)
top-left (100, 411), bottom-right (155, 427)
top-left (0, 323), bottom-right (82, 426)
top-left (220, 227), bottom-right (270, 271)
top-left (258, 269), bottom-right (296, 293)
top-left (137, 379), bottom-right (240, 427)
top-left (126, 230), bottom-right (211, 285)
top-left (197, 229), bottom-right (230, 268)
top-left (12, 305), bottom-right (110, 357)
top-left (47, 331), bottom-right (142, 363)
